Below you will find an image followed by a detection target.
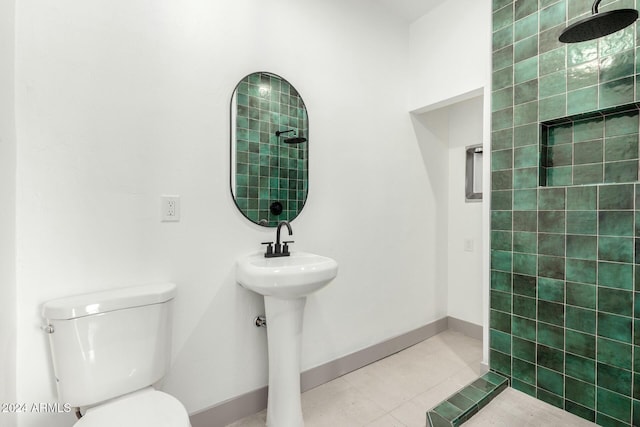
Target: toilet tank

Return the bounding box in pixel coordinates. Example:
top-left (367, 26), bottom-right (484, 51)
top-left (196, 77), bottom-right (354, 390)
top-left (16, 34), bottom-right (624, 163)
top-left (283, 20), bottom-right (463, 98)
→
top-left (42, 283), bottom-right (177, 408)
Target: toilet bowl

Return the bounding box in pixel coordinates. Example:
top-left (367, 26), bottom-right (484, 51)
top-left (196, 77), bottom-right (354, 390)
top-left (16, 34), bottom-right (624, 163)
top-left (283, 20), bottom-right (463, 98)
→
top-left (42, 283), bottom-right (191, 427)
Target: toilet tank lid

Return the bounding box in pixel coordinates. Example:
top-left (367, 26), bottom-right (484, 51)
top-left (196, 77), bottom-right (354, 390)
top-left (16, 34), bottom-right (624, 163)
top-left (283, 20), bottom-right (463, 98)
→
top-left (42, 283), bottom-right (177, 320)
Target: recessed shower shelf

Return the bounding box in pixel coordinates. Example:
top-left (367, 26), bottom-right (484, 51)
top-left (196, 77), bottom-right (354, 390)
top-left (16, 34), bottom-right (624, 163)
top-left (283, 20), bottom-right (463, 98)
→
top-left (540, 102), bottom-right (640, 187)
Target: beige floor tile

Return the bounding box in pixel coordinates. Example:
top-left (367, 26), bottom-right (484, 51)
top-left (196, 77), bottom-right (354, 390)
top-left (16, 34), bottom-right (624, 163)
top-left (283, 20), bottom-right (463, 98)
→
top-left (364, 413), bottom-right (408, 427)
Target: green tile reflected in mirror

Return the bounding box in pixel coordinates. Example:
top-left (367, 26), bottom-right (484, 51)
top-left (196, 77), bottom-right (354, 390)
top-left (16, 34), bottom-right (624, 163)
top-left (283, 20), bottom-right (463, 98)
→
top-left (230, 72), bottom-right (308, 227)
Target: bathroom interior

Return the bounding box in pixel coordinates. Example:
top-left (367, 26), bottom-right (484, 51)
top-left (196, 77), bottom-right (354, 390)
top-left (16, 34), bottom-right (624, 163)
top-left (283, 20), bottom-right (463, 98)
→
top-left (1, 0), bottom-right (639, 426)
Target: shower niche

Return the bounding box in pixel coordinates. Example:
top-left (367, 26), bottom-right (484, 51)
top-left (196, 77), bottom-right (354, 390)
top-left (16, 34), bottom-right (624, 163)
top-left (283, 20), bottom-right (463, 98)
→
top-left (540, 102), bottom-right (640, 187)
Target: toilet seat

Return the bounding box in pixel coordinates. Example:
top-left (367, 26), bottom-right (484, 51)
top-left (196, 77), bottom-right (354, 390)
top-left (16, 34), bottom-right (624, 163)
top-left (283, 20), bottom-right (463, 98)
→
top-left (74, 388), bottom-right (191, 427)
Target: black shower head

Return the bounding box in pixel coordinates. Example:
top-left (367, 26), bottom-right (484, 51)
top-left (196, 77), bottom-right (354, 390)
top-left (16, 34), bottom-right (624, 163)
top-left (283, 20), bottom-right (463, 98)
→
top-left (283, 137), bottom-right (307, 144)
top-left (559, 0), bottom-right (638, 43)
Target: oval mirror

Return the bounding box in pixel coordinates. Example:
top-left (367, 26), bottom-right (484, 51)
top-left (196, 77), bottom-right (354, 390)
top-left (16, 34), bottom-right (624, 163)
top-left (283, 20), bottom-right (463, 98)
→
top-left (230, 72), bottom-right (309, 227)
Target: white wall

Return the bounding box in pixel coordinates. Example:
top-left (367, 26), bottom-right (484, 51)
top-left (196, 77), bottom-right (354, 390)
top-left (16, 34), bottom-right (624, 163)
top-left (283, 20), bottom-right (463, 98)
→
top-left (13, 0), bottom-right (448, 425)
top-left (446, 97), bottom-right (484, 326)
top-left (0, 0), bottom-right (17, 425)
top-left (408, 0), bottom-right (491, 112)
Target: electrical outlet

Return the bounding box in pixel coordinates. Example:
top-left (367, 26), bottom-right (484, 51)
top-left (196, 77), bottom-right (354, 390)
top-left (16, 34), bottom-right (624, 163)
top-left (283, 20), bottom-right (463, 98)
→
top-left (161, 195), bottom-right (180, 222)
top-left (464, 238), bottom-right (474, 252)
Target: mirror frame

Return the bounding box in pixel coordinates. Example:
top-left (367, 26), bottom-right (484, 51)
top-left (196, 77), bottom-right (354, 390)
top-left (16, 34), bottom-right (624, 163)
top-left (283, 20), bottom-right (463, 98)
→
top-left (229, 72), bottom-right (309, 227)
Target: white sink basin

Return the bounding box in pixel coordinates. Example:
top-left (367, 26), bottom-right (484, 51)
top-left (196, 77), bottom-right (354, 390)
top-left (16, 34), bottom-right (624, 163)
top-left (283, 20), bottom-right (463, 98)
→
top-left (236, 251), bottom-right (338, 299)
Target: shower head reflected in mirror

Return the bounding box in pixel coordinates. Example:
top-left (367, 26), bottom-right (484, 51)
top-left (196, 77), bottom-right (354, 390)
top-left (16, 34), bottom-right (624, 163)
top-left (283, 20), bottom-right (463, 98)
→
top-left (559, 0), bottom-right (638, 43)
top-left (276, 129), bottom-right (307, 144)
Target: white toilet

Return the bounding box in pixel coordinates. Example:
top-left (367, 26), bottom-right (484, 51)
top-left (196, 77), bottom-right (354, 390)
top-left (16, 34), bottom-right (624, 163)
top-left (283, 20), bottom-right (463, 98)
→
top-left (42, 282), bottom-right (191, 427)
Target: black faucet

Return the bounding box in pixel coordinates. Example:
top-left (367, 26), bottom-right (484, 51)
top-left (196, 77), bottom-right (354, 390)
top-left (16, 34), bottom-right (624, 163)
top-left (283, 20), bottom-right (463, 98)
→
top-left (262, 221), bottom-right (294, 258)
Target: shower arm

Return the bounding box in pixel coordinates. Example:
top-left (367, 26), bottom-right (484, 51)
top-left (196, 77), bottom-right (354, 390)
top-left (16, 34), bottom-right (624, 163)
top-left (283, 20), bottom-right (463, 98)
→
top-left (592, 0), bottom-right (601, 14)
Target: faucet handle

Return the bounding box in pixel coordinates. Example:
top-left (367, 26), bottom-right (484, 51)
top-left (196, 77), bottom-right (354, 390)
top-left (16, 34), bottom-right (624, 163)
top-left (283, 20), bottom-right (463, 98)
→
top-left (282, 240), bottom-right (294, 255)
top-left (261, 241), bottom-right (274, 256)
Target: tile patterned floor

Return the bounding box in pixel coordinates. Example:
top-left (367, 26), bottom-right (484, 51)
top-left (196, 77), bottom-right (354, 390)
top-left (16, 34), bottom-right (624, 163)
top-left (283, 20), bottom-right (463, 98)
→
top-left (226, 330), bottom-right (596, 426)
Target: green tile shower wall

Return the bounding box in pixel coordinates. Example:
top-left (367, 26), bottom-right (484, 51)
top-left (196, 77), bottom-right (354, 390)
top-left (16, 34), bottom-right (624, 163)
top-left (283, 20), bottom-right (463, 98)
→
top-left (235, 72), bottom-right (308, 226)
top-left (491, 1), bottom-right (640, 426)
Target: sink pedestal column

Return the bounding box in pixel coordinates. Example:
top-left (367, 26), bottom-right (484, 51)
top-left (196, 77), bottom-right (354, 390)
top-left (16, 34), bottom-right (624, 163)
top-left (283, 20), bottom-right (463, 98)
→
top-left (264, 295), bottom-right (307, 427)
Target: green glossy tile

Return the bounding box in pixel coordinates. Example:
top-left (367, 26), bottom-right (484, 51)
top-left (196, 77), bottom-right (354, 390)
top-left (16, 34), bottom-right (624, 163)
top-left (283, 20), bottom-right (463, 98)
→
top-left (598, 362), bottom-right (632, 396)
top-left (598, 337), bottom-right (633, 370)
top-left (605, 134), bottom-right (638, 162)
top-left (566, 305), bottom-right (596, 334)
top-left (566, 258), bottom-right (597, 284)
top-left (491, 270), bottom-right (512, 292)
top-left (599, 26), bottom-right (634, 57)
top-left (493, 66), bottom-right (514, 92)
top-left (537, 388), bottom-right (564, 409)
top-left (600, 76), bottom-right (635, 109)
top-left (568, 40), bottom-right (598, 66)
top-left (599, 211), bottom-right (634, 236)
top-left (493, 25), bottom-right (514, 52)
top-left (512, 357), bottom-right (536, 384)
top-left (490, 328), bottom-right (512, 354)
top-left (538, 211), bottom-right (565, 233)
top-left (513, 294), bottom-right (536, 319)
top-left (566, 235), bottom-right (597, 259)
top-left (547, 144), bottom-right (572, 167)
top-left (514, 101), bottom-right (538, 126)
top-left (492, 107), bottom-right (514, 131)
top-left (490, 309), bottom-right (512, 334)
top-left (493, 4), bottom-right (513, 31)
top-left (513, 231), bottom-right (537, 253)
top-left (492, 0), bottom-right (510, 12)
top-left (491, 230), bottom-right (512, 251)
top-left (565, 401), bottom-right (595, 423)
top-left (513, 315), bottom-right (537, 341)
top-left (540, 70), bottom-right (567, 99)
top-left (538, 300), bottom-right (564, 326)
top-left (514, 123), bottom-right (538, 147)
top-left (604, 159), bottom-right (638, 183)
top-left (513, 167), bottom-right (538, 189)
top-left (493, 128), bottom-right (514, 151)
top-left (513, 274), bottom-right (536, 297)
top-left (491, 211), bottom-right (512, 231)
top-left (515, 12), bottom-right (538, 42)
top-left (569, 85), bottom-right (599, 115)
top-left (490, 349), bottom-right (511, 376)
top-left (492, 170), bottom-right (513, 190)
top-left (567, 60), bottom-right (599, 91)
top-left (514, 145), bottom-right (538, 168)
top-left (492, 86), bottom-right (514, 112)
top-left (567, 0), bottom-right (592, 20)
top-left (574, 117), bottom-right (604, 141)
top-left (515, 0), bottom-right (536, 20)
top-left (598, 311), bottom-right (632, 343)
top-left (537, 366), bottom-right (564, 396)
top-left (566, 376), bottom-right (595, 409)
top-left (567, 186), bottom-right (597, 210)
top-left (566, 282), bottom-right (596, 309)
top-left (493, 44), bottom-right (513, 71)
top-left (538, 255), bottom-right (565, 280)
top-left (492, 190), bottom-right (513, 211)
top-left (426, 411), bottom-right (450, 427)
top-left (599, 184), bottom-right (635, 209)
top-left (433, 400), bottom-right (464, 422)
top-left (598, 236), bottom-right (633, 263)
top-left (470, 377), bottom-right (497, 394)
top-left (459, 384), bottom-right (486, 403)
top-left (514, 35), bottom-right (538, 63)
top-left (513, 336), bottom-right (535, 362)
top-left (546, 166), bottom-right (572, 186)
top-left (514, 252), bottom-right (537, 275)
top-left (514, 79), bottom-right (538, 105)
top-left (491, 290), bottom-right (512, 313)
top-left (600, 50), bottom-right (635, 83)
top-left (605, 110), bottom-right (639, 137)
top-left (538, 277), bottom-right (564, 302)
top-left (538, 233), bottom-right (565, 256)
top-left (538, 322), bottom-right (564, 349)
top-left (540, 47), bottom-right (566, 76)
top-left (634, 399), bottom-right (640, 427)
top-left (596, 387), bottom-right (631, 424)
top-left (635, 291), bottom-right (640, 317)
top-left (598, 287), bottom-right (633, 317)
top-left (573, 163), bottom-right (603, 185)
top-left (566, 328), bottom-right (595, 359)
top-left (539, 24), bottom-right (564, 55)
top-left (513, 189), bottom-right (537, 210)
top-left (573, 139), bottom-right (603, 165)
top-left (537, 344), bottom-right (564, 372)
top-left (514, 210), bottom-right (537, 231)
top-left (447, 392), bottom-right (475, 412)
top-left (514, 56), bottom-right (538, 83)
top-left (491, 250), bottom-right (512, 272)
top-left (540, 0), bottom-right (566, 31)
top-left (512, 378), bottom-right (536, 396)
top-left (539, 94), bottom-right (566, 121)
top-left (566, 352), bottom-right (596, 383)
top-left (598, 261), bottom-right (633, 289)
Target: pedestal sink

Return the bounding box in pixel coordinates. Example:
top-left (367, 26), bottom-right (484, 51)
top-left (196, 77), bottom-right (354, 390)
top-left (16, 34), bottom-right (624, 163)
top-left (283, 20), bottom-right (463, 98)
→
top-left (236, 251), bottom-right (338, 427)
